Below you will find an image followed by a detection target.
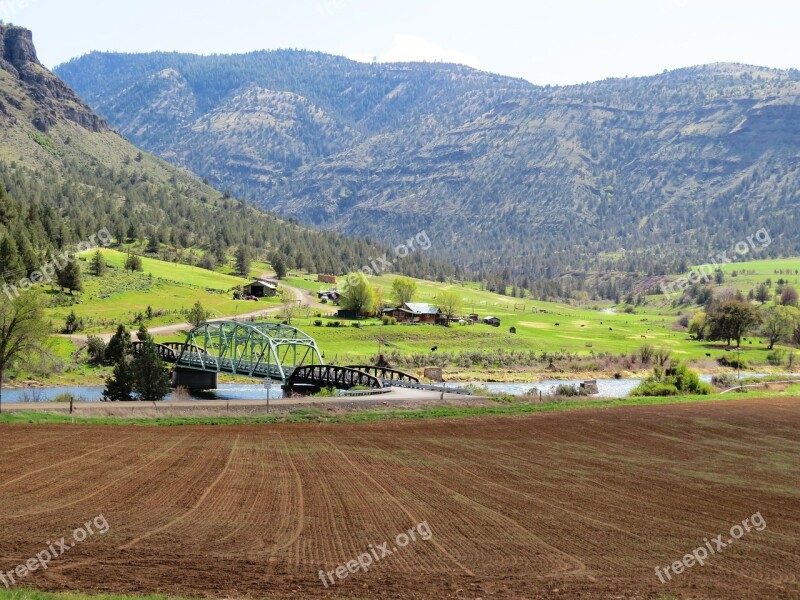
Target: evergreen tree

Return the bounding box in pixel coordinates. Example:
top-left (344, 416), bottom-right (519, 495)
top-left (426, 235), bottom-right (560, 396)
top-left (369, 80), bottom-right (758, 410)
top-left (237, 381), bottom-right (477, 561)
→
top-left (125, 253), bottom-right (143, 272)
top-left (132, 341), bottom-right (172, 402)
top-left (90, 250), bottom-right (107, 276)
top-left (0, 235), bottom-right (25, 283)
top-left (103, 355), bottom-right (135, 402)
top-left (270, 252), bottom-right (287, 279)
top-left (56, 254), bottom-right (82, 294)
top-left (104, 324), bottom-right (132, 366)
top-left (235, 245), bottom-right (251, 277)
top-left (187, 300), bottom-right (211, 327)
top-left (136, 323), bottom-right (150, 342)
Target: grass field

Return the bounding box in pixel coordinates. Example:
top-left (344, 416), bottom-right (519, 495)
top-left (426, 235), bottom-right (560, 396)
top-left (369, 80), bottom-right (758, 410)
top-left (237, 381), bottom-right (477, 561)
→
top-left (278, 271), bottom-right (798, 369)
top-left (20, 252), bottom-right (800, 385)
top-left (1, 396), bottom-right (797, 599)
top-left (42, 251), bottom-right (275, 333)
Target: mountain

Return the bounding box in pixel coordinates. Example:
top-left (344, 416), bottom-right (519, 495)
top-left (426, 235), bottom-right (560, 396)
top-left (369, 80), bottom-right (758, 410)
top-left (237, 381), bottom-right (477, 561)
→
top-left (0, 27), bottom-right (455, 287)
top-left (56, 52), bottom-right (800, 282)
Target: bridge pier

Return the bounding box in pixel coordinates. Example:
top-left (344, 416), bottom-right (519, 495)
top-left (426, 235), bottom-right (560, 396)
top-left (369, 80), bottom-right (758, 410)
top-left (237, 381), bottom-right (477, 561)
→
top-left (172, 368), bottom-right (218, 390)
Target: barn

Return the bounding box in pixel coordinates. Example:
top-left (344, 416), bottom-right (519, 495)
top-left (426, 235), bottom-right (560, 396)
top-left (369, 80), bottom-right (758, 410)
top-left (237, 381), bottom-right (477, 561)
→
top-left (243, 280), bottom-right (278, 298)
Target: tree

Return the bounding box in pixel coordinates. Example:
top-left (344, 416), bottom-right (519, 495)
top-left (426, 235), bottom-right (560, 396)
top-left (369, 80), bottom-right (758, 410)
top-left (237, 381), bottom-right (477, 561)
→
top-left (56, 254), bottom-right (82, 294)
top-left (131, 341), bottom-right (172, 402)
top-left (755, 283), bottom-right (771, 304)
top-left (706, 300), bottom-right (762, 347)
top-left (90, 250), bottom-right (107, 276)
top-left (103, 355), bottom-right (135, 402)
top-left (0, 235), bottom-right (25, 283)
top-left (438, 291), bottom-right (463, 321)
top-left (136, 323), bottom-right (151, 342)
top-left (339, 272), bottom-right (376, 316)
top-left (391, 277), bottom-right (417, 305)
top-left (761, 306), bottom-right (800, 350)
top-left (780, 285), bottom-right (799, 307)
top-left (270, 252), bottom-right (287, 279)
top-left (235, 245), bottom-right (251, 277)
top-left (125, 253), bottom-right (143, 272)
top-left (187, 300), bottom-right (211, 327)
top-left (279, 288), bottom-right (297, 324)
top-left (105, 324), bottom-right (132, 366)
top-left (688, 310), bottom-right (707, 340)
top-left (64, 310), bottom-right (83, 334)
top-left (0, 293), bottom-right (48, 412)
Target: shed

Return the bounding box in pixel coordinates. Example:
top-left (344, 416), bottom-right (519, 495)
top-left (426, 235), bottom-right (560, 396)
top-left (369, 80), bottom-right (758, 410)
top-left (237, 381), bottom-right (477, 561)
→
top-left (483, 316), bottom-right (501, 327)
top-left (244, 280), bottom-right (278, 298)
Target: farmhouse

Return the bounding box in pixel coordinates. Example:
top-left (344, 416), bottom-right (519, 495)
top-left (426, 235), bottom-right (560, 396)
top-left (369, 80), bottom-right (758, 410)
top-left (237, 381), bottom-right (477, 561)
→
top-left (383, 302), bottom-right (444, 324)
top-left (243, 280), bottom-right (278, 298)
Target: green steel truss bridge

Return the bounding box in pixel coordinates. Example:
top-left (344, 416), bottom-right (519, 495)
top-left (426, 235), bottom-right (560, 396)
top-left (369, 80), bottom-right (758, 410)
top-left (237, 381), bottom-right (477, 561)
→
top-left (164, 320), bottom-right (422, 391)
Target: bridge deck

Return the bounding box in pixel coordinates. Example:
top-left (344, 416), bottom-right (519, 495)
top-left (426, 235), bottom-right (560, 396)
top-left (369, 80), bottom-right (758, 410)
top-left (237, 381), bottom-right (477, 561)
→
top-left (175, 352), bottom-right (290, 381)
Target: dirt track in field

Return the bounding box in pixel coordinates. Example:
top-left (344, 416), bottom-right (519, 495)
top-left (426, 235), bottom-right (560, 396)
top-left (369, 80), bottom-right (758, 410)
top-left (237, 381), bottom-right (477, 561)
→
top-left (1, 398), bottom-right (799, 599)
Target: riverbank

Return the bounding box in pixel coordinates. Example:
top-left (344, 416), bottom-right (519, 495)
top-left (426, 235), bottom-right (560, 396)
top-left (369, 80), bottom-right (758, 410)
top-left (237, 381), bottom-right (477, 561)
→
top-left (3, 385), bottom-right (799, 426)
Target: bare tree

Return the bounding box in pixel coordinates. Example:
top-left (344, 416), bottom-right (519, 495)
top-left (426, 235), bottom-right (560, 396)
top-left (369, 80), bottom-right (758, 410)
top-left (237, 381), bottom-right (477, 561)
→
top-left (280, 289), bottom-right (298, 324)
top-left (437, 291), bottom-right (463, 322)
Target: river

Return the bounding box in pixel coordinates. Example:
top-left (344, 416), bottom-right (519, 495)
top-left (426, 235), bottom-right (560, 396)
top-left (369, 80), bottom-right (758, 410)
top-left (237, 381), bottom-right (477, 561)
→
top-left (3, 374), bottom-right (778, 404)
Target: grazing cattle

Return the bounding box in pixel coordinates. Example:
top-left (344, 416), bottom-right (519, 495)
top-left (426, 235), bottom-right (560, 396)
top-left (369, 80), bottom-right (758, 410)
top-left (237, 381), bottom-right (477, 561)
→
top-left (706, 353), bottom-right (712, 357)
top-left (580, 325), bottom-right (585, 328)
top-left (431, 346), bottom-right (438, 352)
top-left (609, 328), bottom-right (613, 331)
top-left (555, 323), bottom-right (560, 327)
top-left (641, 335), bottom-right (647, 338)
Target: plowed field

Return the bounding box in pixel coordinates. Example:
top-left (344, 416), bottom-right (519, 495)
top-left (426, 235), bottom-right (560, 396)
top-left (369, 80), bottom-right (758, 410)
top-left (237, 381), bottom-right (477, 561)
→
top-left (1, 397), bottom-right (799, 599)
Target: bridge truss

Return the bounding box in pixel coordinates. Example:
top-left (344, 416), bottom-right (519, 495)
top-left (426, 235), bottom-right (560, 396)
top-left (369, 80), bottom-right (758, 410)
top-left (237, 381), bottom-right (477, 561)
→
top-left (175, 321), bottom-right (324, 384)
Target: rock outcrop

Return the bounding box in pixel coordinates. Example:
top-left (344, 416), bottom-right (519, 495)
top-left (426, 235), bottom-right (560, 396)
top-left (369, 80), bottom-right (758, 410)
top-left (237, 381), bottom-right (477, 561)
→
top-left (0, 25), bottom-right (108, 132)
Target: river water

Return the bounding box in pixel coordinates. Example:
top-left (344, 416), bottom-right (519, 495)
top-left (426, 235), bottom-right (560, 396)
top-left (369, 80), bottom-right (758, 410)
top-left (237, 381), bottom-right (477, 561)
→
top-left (3, 374), bottom-right (776, 404)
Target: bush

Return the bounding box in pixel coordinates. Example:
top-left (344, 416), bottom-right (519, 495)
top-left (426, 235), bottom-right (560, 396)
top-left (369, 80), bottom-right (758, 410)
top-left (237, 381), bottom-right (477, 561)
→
top-left (53, 392), bottom-right (81, 403)
top-left (766, 349), bottom-right (785, 366)
top-left (631, 382), bottom-right (680, 396)
top-left (85, 335), bottom-right (107, 365)
top-left (639, 343), bottom-right (655, 364)
top-left (631, 362), bottom-right (712, 396)
top-left (711, 374), bottom-right (737, 388)
top-left (718, 356), bottom-right (748, 370)
top-left (553, 384), bottom-right (589, 397)
top-left (314, 319), bottom-right (323, 327)
top-left (381, 315), bottom-right (397, 325)
top-left (352, 322), bottom-right (362, 328)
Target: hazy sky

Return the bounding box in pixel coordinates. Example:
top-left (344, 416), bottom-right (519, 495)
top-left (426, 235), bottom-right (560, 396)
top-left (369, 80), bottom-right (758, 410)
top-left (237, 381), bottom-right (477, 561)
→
top-left (6, 0), bottom-right (799, 85)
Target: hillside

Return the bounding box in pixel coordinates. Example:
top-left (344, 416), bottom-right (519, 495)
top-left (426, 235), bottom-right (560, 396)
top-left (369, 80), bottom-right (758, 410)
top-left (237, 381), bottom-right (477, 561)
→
top-left (56, 52), bottom-right (800, 282)
top-left (0, 28), bottom-right (454, 291)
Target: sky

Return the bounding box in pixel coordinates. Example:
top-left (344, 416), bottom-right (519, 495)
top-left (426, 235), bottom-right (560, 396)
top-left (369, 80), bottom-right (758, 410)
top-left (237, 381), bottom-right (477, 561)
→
top-left (4, 0), bottom-right (798, 85)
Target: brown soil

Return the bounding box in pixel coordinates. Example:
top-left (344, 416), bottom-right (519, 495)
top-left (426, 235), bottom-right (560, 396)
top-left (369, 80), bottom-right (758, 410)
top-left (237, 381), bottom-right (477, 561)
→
top-left (1, 397), bottom-right (799, 599)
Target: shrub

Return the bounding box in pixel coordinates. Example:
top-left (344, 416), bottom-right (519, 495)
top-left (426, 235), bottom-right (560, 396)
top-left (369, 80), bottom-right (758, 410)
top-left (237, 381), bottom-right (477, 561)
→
top-left (314, 319), bottom-right (323, 327)
top-left (711, 374), bottom-right (737, 388)
top-left (631, 362), bottom-right (712, 396)
top-left (85, 335), bottom-right (107, 365)
top-left (53, 392), bottom-right (80, 403)
top-left (718, 356), bottom-right (748, 370)
top-left (352, 322), bottom-right (362, 328)
top-left (631, 381), bottom-right (679, 396)
top-left (766, 349), bottom-right (785, 366)
top-left (553, 384), bottom-right (589, 397)
top-left (639, 343), bottom-right (655, 364)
